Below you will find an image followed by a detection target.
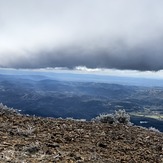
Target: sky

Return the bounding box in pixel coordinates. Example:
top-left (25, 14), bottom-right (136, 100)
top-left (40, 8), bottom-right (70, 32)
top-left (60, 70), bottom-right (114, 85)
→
top-left (0, 0), bottom-right (163, 73)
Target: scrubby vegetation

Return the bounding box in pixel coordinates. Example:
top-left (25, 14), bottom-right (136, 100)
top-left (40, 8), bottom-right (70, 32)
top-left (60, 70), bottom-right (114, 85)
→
top-left (0, 103), bottom-right (19, 115)
top-left (149, 127), bottom-right (160, 133)
top-left (92, 109), bottom-right (132, 125)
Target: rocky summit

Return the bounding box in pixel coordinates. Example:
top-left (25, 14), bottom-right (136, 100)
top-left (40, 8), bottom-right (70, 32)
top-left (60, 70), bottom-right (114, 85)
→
top-left (0, 106), bottom-right (163, 162)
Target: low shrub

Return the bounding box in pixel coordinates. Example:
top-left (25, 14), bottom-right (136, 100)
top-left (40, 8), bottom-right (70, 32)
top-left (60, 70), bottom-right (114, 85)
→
top-left (92, 113), bottom-right (115, 124)
top-left (92, 109), bottom-right (132, 125)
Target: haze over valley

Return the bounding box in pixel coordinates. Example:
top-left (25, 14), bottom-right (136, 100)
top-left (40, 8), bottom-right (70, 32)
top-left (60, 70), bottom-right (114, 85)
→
top-left (0, 69), bottom-right (163, 131)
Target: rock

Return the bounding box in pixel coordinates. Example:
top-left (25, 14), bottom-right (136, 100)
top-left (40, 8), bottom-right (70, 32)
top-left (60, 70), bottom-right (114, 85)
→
top-left (0, 109), bottom-right (163, 162)
top-left (46, 143), bottom-right (60, 148)
top-left (24, 146), bottom-right (40, 154)
top-left (97, 142), bottom-right (107, 148)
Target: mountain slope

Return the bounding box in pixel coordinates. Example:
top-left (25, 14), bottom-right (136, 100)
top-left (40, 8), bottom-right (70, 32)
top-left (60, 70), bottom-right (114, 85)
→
top-left (0, 106), bottom-right (162, 162)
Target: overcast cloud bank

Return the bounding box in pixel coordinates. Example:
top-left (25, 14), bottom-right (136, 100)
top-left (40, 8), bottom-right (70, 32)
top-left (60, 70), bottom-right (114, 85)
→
top-left (0, 0), bottom-right (163, 71)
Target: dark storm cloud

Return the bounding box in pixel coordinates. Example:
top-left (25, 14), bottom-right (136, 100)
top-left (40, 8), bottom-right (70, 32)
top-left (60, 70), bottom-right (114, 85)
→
top-left (1, 0), bottom-right (163, 71)
top-left (10, 40), bottom-right (163, 71)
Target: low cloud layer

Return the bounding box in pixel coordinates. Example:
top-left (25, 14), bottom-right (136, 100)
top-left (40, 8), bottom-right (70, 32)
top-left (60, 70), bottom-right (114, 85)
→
top-left (1, 0), bottom-right (163, 71)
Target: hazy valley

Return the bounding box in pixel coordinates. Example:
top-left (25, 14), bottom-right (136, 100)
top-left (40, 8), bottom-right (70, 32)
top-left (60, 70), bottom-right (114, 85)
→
top-left (0, 72), bottom-right (163, 131)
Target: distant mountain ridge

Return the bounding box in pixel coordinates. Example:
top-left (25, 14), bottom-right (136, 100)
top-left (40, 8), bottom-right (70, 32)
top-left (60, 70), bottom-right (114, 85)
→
top-left (0, 72), bottom-right (163, 131)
